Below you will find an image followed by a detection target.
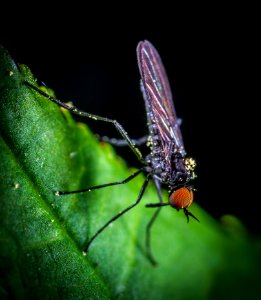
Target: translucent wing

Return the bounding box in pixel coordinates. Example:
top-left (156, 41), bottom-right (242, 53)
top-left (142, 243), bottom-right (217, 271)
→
top-left (137, 40), bottom-right (185, 159)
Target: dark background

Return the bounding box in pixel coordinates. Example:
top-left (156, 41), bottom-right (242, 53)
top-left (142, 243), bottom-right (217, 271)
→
top-left (1, 7), bottom-right (259, 235)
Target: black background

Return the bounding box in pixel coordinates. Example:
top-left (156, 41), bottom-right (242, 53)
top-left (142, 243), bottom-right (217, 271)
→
top-left (1, 6), bottom-right (259, 235)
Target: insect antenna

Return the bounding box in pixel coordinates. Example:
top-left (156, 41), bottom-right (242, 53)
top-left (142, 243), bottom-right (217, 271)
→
top-left (184, 208), bottom-right (200, 223)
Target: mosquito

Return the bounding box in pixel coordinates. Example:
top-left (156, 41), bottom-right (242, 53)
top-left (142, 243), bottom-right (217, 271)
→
top-left (25, 40), bottom-right (198, 265)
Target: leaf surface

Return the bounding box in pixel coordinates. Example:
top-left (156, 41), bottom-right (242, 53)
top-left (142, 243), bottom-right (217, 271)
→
top-left (1, 46), bottom-right (260, 300)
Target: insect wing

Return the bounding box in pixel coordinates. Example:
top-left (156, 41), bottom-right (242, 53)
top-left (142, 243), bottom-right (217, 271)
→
top-left (137, 40), bottom-right (185, 155)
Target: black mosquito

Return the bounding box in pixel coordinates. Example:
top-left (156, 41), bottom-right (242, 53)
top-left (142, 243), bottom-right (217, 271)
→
top-left (25, 40), bottom-right (198, 265)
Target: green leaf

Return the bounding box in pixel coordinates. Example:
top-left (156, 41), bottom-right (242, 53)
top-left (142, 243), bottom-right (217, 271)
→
top-left (1, 45), bottom-right (261, 300)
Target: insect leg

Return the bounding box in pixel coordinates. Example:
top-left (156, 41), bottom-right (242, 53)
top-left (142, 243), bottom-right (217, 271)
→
top-left (24, 81), bottom-right (145, 163)
top-left (145, 178), bottom-right (163, 266)
top-left (145, 203), bottom-right (169, 208)
top-left (97, 135), bottom-right (148, 147)
top-left (83, 175), bottom-right (150, 253)
top-left (56, 168), bottom-right (144, 195)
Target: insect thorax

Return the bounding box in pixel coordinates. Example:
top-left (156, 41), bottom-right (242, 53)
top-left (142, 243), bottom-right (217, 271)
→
top-left (146, 137), bottom-right (196, 186)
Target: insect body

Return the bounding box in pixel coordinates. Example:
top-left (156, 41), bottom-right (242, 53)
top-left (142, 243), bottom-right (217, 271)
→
top-left (137, 42), bottom-right (197, 215)
top-left (25, 40), bottom-right (198, 265)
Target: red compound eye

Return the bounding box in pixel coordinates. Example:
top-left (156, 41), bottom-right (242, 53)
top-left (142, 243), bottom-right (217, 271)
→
top-left (169, 187), bottom-right (194, 210)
